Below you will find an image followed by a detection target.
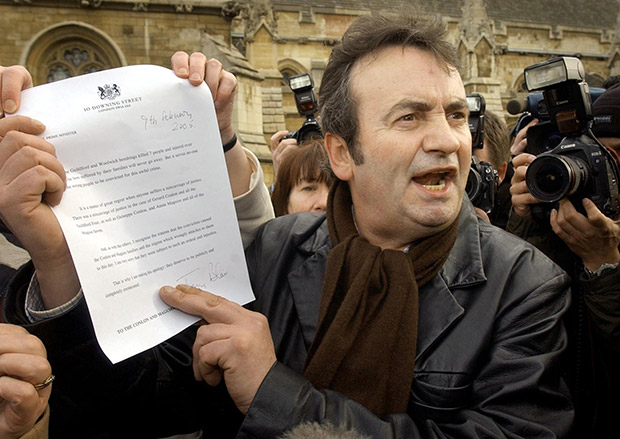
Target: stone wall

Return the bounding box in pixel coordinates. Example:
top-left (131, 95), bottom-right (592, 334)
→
top-left (0, 3), bottom-right (229, 71)
top-left (2, 0), bottom-right (619, 185)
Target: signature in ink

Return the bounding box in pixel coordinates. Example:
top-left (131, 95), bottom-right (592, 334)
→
top-left (209, 262), bottom-right (228, 282)
top-left (175, 267), bottom-right (208, 289)
top-left (175, 264), bottom-right (228, 288)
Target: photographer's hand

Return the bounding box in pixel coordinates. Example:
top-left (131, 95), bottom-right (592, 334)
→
top-left (510, 118), bottom-right (538, 156)
top-left (509, 152), bottom-right (539, 218)
top-left (550, 198), bottom-right (620, 271)
top-left (270, 130), bottom-right (298, 181)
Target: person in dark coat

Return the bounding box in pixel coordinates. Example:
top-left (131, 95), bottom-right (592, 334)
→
top-left (507, 82), bottom-right (620, 438)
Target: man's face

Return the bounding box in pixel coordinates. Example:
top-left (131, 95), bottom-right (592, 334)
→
top-left (345, 46), bottom-right (471, 247)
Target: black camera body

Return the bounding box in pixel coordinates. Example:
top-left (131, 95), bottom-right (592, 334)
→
top-left (283, 72), bottom-right (322, 143)
top-left (517, 57), bottom-right (620, 222)
top-left (467, 156), bottom-right (499, 214)
top-left (465, 93), bottom-right (498, 213)
top-left (526, 135), bottom-right (620, 220)
top-left (283, 118), bottom-right (323, 144)
top-left (508, 86), bottom-right (605, 155)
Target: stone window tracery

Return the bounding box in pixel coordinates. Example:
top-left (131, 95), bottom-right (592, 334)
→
top-left (25, 24), bottom-right (124, 85)
top-left (43, 43), bottom-right (109, 83)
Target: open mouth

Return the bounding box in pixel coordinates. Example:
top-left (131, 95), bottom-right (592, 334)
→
top-left (412, 170), bottom-right (454, 191)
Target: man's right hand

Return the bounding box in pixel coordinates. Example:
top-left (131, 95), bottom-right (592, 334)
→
top-left (509, 152), bottom-right (539, 219)
top-left (0, 66), bottom-right (79, 308)
top-left (160, 284), bottom-right (277, 415)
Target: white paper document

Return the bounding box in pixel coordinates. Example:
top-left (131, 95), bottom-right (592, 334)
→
top-left (16, 65), bottom-right (255, 363)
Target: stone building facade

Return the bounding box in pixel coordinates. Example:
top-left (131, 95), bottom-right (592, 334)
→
top-left (2, 0), bottom-right (620, 184)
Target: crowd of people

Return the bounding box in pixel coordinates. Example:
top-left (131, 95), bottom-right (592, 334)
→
top-left (0, 10), bottom-right (618, 439)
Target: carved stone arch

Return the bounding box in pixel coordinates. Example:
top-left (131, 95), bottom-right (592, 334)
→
top-left (22, 22), bottom-right (126, 85)
top-left (277, 58), bottom-right (308, 126)
top-left (458, 40), bottom-right (472, 79)
top-left (512, 73), bottom-right (528, 94)
top-left (474, 36), bottom-right (493, 78)
top-left (277, 58), bottom-right (307, 86)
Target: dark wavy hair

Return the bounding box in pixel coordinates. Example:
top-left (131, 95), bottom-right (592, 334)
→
top-left (271, 139), bottom-right (333, 216)
top-left (482, 110), bottom-right (511, 170)
top-left (319, 12), bottom-right (460, 164)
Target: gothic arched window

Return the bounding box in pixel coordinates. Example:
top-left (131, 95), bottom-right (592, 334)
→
top-left (25, 23), bottom-right (124, 86)
top-left (44, 44), bottom-right (108, 83)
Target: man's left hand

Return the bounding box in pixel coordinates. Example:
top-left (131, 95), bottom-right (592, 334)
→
top-left (159, 284), bottom-right (276, 415)
top-left (170, 52), bottom-right (237, 146)
top-left (550, 198), bottom-right (620, 271)
top-left (0, 65), bottom-right (33, 117)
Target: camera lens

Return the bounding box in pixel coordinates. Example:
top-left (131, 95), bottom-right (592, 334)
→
top-left (466, 167), bottom-right (482, 202)
top-left (525, 154), bottom-right (589, 203)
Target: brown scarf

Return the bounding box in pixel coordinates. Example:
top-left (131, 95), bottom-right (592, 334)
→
top-left (303, 179), bottom-right (460, 416)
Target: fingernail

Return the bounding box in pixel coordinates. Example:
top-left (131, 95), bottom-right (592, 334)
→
top-left (3, 99), bottom-right (16, 113)
top-left (177, 68), bottom-right (188, 76)
top-left (33, 119), bottom-right (45, 130)
top-left (160, 285), bottom-right (175, 294)
top-left (189, 73), bottom-right (201, 82)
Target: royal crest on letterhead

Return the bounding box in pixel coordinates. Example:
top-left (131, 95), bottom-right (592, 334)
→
top-left (98, 84), bottom-right (121, 100)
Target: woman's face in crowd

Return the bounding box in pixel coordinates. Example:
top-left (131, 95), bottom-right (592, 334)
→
top-left (287, 179), bottom-right (329, 214)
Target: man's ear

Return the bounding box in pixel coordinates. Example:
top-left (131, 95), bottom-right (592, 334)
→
top-left (324, 132), bottom-right (354, 181)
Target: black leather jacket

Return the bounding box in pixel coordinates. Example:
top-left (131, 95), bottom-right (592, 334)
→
top-left (0, 201), bottom-right (573, 438)
top-left (238, 200), bottom-right (574, 438)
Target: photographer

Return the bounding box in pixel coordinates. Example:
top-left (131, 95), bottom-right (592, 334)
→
top-left (270, 73), bottom-right (322, 182)
top-left (508, 81), bottom-right (620, 438)
top-left (471, 109), bottom-right (511, 227)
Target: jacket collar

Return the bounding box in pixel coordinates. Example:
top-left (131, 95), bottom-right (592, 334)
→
top-left (287, 199), bottom-right (487, 360)
top-left (442, 198), bottom-right (487, 288)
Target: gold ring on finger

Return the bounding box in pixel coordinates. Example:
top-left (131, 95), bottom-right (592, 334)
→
top-left (34, 374), bottom-right (55, 391)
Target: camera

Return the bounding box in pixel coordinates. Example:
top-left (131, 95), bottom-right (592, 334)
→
top-left (283, 72), bottom-right (323, 143)
top-left (465, 93), bottom-right (499, 213)
top-left (467, 93), bottom-right (485, 149)
top-left (516, 57), bottom-right (620, 222)
top-left (507, 69), bottom-right (605, 155)
top-left (467, 156), bottom-right (499, 214)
